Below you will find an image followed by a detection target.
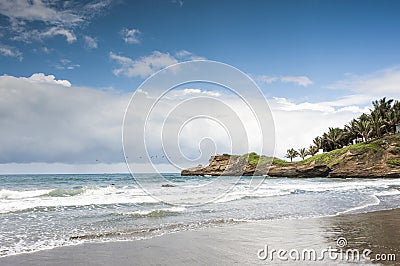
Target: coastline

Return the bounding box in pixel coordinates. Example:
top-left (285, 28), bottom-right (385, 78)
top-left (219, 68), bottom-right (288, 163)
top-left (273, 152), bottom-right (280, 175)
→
top-left (182, 134), bottom-right (400, 178)
top-left (1, 208), bottom-right (399, 265)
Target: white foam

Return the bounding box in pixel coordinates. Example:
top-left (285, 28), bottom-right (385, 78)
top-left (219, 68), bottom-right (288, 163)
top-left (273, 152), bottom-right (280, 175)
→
top-left (375, 190), bottom-right (400, 196)
top-left (214, 188), bottom-right (294, 203)
top-left (0, 186), bottom-right (157, 214)
top-left (0, 189), bottom-right (53, 199)
top-left (336, 194), bottom-right (381, 215)
top-left (122, 206), bottom-right (187, 216)
top-left (258, 178), bottom-right (400, 193)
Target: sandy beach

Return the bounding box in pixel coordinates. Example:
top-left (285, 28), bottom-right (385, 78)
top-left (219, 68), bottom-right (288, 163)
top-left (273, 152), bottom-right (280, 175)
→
top-left (1, 208), bottom-right (399, 266)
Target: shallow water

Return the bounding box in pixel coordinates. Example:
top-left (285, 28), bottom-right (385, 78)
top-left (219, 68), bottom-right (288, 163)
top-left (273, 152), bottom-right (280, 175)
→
top-left (1, 173), bottom-right (400, 257)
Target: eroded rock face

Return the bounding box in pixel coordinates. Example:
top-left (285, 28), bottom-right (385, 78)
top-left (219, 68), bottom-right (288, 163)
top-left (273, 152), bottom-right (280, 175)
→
top-left (181, 135), bottom-right (400, 178)
top-left (181, 155), bottom-right (250, 176)
top-left (181, 155), bottom-right (332, 177)
top-left (268, 164), bottom-right (331, 178)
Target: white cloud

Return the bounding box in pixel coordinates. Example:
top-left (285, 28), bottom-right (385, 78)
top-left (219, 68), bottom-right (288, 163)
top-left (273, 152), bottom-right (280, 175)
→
top-left (254, 74), bottom-right (313, 87)
top-left (0, 70), bottom-right (386, 171)
top-left (28, 73), bottom-right (71, 87)
top-left (271, 97), bottom-right (370, 114)
top-left (0, 73), bottom-right (129, 164)
top-left (11, 27), bottom-right (77, 43)
top-left (182, 88), bottom-right (221, 97)
top-left (0, 44), bottom-right (23, 61)
top-left (110, 50), bottom-right (205, 78)
top-left (110, 51), bottom-right (179, 78)
top-left (172, 0), bottom-right (184, 7)
top-left (273, 97), bottom-right (335, 113)
top-left (175, 50), bottom-right (205, 60)
top-left (0, 0), bottom-right (111, 44)
top-left (268, 96), bottom-right (375, 158)
top-left (255, 75), bottom-right (278, 84)
top-left (121, 28), bottom-right (141, 44)
top-left (84, 35), bottom-right (98, 49)
top-left (280, 76), bottom-right (313, 87)
top-left (0, 0), bottom-right (82, 25)
top-left (165, 88), bottom-right (222, 99)
top-left (271, 104), bottom-right (361, 158)
top-left (328, 66), bottom-right (400, 97)
top-left (55, 59), bottom-right (80, 70)
top-left (41, 27), bottom-right (77, 43)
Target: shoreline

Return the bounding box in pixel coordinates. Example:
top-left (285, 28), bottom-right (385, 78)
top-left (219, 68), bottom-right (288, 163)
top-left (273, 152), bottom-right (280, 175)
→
top-left (1, 208), bottom-right (399, 265)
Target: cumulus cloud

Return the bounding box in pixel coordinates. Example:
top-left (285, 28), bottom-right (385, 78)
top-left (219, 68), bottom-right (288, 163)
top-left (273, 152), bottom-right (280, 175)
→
top-left (271, 104), bottom-right (362, 158)
top-left (0, 73), bottom-right (129, 165)
top-left (268, 96), bottom-right (374, 157)
top-left (28, 73), bottom-right (72, 87)
top-left (0, 72), bottom-right (384, 171)
top-left (121, 28), bottom-right (141, 44)
top-left (110, 50), bottom-right (205, 78)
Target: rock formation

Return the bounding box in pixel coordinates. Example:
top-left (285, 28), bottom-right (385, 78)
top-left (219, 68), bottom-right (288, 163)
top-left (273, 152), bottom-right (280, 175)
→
top-left (181, 134), bottom-right (400, 178)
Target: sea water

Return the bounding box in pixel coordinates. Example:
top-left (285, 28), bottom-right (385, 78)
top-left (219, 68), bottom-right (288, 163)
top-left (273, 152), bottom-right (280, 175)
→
top-left (1, 173), bottom-right (400, 257)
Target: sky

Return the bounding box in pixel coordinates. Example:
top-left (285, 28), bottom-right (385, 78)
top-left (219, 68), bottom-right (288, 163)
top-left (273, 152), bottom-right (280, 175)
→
top-left (0, 0), bottom-right (400, 173)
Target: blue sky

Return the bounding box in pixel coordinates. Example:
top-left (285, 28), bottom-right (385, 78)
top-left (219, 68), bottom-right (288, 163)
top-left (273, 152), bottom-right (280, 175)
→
top-left (2, 0), bottom-right (400, 96)
top-left (1, 0), bottom-right (400, 173)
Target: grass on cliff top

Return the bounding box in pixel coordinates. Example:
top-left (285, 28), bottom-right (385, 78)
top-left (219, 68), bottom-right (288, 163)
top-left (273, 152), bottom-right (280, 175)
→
top-left (298, 136), bottom-right (390, 167)
top-left (222, 134), bottom-right (399, 168)
top-left (236, 152), bottom-right (284, 167)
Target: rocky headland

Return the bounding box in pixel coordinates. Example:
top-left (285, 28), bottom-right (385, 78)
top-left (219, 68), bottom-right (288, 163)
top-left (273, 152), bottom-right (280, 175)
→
top-left (181, 134), bottom-right (400, 178)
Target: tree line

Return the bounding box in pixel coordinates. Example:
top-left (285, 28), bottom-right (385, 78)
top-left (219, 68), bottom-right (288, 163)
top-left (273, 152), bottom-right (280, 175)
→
top-left (285, 97), bottom-right (400, 162)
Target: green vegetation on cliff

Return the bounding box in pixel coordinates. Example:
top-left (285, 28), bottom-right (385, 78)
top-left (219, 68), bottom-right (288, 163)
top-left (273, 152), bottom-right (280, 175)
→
top-left (293, 134), bottom-right (398, 168)
top-left (182, 134), bottom-right (400, 177)
top-left (216, 134), bottom-right (400, 171)
top-left (284, 97), bottom-right (400, 162)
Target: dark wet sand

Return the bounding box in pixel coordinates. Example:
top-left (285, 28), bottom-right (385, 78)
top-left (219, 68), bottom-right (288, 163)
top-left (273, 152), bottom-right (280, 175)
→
top-left (1, 209), bottom-right (399, 265)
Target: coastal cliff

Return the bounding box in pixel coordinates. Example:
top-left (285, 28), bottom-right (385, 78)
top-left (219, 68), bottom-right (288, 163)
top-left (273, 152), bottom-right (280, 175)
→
top-left (181, 134), bottom-right (400, 178)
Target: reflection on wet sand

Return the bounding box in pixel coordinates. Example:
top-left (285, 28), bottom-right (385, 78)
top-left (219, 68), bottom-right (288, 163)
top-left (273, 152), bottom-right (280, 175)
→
top-left (321, 209), bottom-right (400, 264)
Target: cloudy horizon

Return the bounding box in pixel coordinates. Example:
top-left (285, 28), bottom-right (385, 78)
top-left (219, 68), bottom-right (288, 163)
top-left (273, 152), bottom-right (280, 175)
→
top-left (1, 0), bottom-right (400, 173)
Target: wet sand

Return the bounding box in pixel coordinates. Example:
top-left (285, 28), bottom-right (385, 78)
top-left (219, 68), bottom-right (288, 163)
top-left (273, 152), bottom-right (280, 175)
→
top-left (1, 209), bottom-right (399, 265)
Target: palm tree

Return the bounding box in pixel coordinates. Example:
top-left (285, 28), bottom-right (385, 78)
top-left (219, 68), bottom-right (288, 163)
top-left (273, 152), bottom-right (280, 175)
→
top-left (385, 110), bottom-right (398, 134)
top-left (354, 118), bottom-right (372, 142)
top-left (372, 97), bottom-right (394, 117)
top-left (326, 127), bottom-right (346, 150)
top-left (308, 145), bottom-right (319, 156)
top-left (298, 148), bottom-right (308, 160)
top-left (285, 148), bottom-right (299, 162)
top-left (369, 110), bottom-right (386, 138)
top-left (300, 98), bottom-right (398, 160)
top-left (345, 119), bottom-right (360, 144)
top-left (313, 136), bottom-right (323, 150)
top-left (372, 97), bottom-right (394, 135)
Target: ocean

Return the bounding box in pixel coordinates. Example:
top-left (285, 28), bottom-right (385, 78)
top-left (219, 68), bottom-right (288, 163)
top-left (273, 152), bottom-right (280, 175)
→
top-left (1, 173), bottom-right (400, 257)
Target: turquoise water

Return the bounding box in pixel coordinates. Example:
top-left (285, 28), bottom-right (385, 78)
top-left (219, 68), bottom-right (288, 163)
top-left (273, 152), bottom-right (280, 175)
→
top-left (1, 173), bottom-right (400, 256)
